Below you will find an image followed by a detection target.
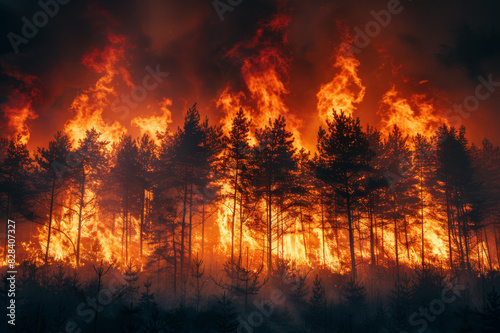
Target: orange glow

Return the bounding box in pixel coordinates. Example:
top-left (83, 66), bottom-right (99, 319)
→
top-left (63, 33), bottom-right (131, 148)
top-left (1, 71), bottom-right (41, 144)
top-left (316, 41), bottom-right (365, 122)
top-left (378, 84), bottom-right (448, 138)
top-left (11, 22), bottom-right (495, 275)
top-left (132, 98), bottom-right (173, 144)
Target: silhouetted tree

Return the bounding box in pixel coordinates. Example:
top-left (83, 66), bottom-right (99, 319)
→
top-left (70, 129), bottom-right (108, 266)
top-left (224, 108), bottom-right (251, 264)
top-left (35, 132), bottom-right (72, 264)
top-left (0, 136), bottom-right (34, 260)
top-left (315, 110), bottom-right (374, 278)
top-left (436, 125), bottom-right (476, 269)
top-left (251, 115), bottom-right (297, 274)
top-left (213, 291), bottom-right (239, 333)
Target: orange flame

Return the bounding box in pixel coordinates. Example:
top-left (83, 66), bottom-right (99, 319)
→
top-left (316, 43), bottom-right (365, 122)
top-left (63, 34), bottom-right (131, 147)
top-left (1, 70), bottom-right (41, 144)
top-left (378, 84), bottom-right (448, 137)
top-left (131, 97), bottom-right (173, 144)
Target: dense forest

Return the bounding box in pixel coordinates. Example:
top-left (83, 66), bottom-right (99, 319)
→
top-left (1, 105), bottom-right (500, 332)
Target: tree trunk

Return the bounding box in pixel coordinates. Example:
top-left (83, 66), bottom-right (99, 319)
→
top-left (172, 220), bottom-right (177, 297)
top-left (393, 195), bottom-right (399, 275)
top-left (45, 177), bottom-right (56, 264)
top-left (201, 201), bottom-right (205, 259)
top-left (420, 161), bottom-right (425, 268)
top-left (76, 175), bottom-right (85, 267)
top-left (125, 181), bottom-right (129, 265)
top-left (239, 192), bottom-right (244, 264)
top-left (267, 189), bottom-right (272, 276)
top-left (484, 225), bottom-right (493, 271)
top-left (300, 206), bottom-right (308, 259)
top-left (346, 186), bottom-right (356, 279)
top-left (403, 216), bottom-right (410, 261)
top-left (321, 199), bottom-right (326, 266)
top-left (445, 182), bottom-right (453, 269)
top-left (231, 158), bottom-right (238, 263)
top-left (189, 182), bottom-right (193, 265)
top-left (140, 189), bottom-right (145, 259)
top-left (180, 167), bottom-right (188, 277)
top-left (369, 202), bottom-right (375, 266)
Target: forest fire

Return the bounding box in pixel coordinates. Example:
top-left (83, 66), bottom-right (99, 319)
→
top-left (1, 1), bottom-right (500, 332)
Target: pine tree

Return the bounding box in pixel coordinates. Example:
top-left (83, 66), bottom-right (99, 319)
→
top-left (0, 136), bottom-right (34, 260)
top-left (111, 134), bottom-right (141, 266)
top-left (413, 133), bottom-right (435, 268)
top-left (481, 287), bottom-right (500, 332)
top-left (191, 253), bottom-right (206, 311)
top-left (35, 131), bottom-right (72, 264)
top-left (224, 108), bottom-right (251, 264)
top-left (389, 275), bottom-right (412, 333)
top-left (159, 104), bottom-right (220, 278)
top-left (308, 274), bottom-right (327, 332)
top-left (315, 110), bottom-right (374, 278)
top-left (139, 279), bottom-right (157, 321)
top-left (435, 125), bottom-right (475, 270)
top-left (213, 291), bottom-right (239, 333)
top-left (70, 129), bottom-right (108, 266)
top-left (222, 261), bottom-right (265, 310)
top-left (382, 126), bottom-right (419, 274)
top-left (251, 115), bottom-right (297, 275)
top-left (137, 134), bottom-right (157, 260)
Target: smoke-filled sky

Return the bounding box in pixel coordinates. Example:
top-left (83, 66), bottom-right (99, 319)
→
top-left (1, 0), bottom-right (500, 150)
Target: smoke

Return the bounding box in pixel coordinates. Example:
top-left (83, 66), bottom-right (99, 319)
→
top-left (1, 0), bottom-right (499, 147)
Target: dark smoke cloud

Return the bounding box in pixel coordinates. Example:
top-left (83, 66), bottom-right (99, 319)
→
top-left (1, 0), bottom-right (499, 147)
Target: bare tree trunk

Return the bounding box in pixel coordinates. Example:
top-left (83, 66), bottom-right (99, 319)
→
top-left (445, 182), bottom-right (453, 269)
top-left (369, 202), bottom-right (375, 266)
top-left (357, 209), bottom-right (363, 264)
top-left (404, 216), bottom-right (410, 261)
top-left (201, 201), bottom-right (205, 259)
top-left (189, 182), bottom-right (193, 265)
top-left (45, 177), bottom-right (56, 264)
top-left (393, 195), bottom-right (399, 276)
top-left (381, 217), bottom-right (385, 263)
top-left (374, 215), bottom-right (379, 265)
top-left (76, 177), bottom-right (85, 267)
top-left (346, 187), bottom-right (356, 279)
top-left (172, 220), bottom-right (177, 297)
top-left (420, 161), bottom-right (425, 268)
top-left (231, 159), bottom-right (238, 263)
top-left (300, 206), bottom-right (308, 259)
top-left (140, 189), bottom-right (145, 259)
top-left (267, 189), bottom-right (272, 276)
top-left (321, 199), bottom-right (326, 266)
top-left (494, 226), bottom-right (500, 268)
top-left (484, 224), bottom-right (493, 271)
top-left (334, 203), bottom-right (340, 262)
top-left (125, 182), bottom-right (129, 265)
top-left (180, 168), bottom-right (188, 278)
top-left (239, 192), bottom-right (244, 264)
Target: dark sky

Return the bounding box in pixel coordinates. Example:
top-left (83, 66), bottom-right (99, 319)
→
top-left (1, 0), bottom-right (500, 149)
